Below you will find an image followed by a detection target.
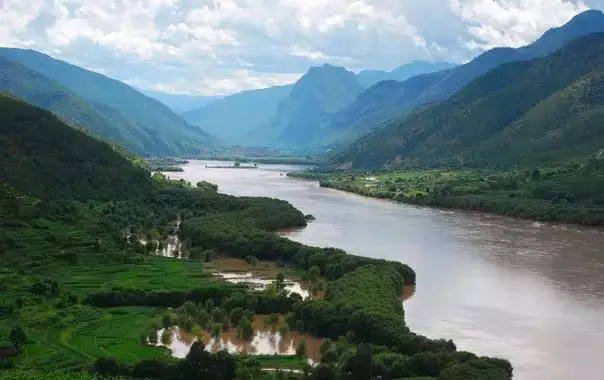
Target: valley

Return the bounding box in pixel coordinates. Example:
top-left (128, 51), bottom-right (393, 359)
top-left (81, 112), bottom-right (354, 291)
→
top-left (2, 7), bottom-right (604, 380)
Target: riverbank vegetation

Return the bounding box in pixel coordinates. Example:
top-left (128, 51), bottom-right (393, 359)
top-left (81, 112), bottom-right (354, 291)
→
top-left (0, 97), bottom-right (511, 378)
top-left (291, 163), bottom-right (604, 226)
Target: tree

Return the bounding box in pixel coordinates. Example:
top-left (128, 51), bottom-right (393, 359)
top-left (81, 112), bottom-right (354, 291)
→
top-left (229, 307), bottom-right (244, 325)
top-left (162, 313), bottom-right (174, 328)
top-left (296, 339), bottom-right (307, 357)
top-left (275, 272), bottom-right (286, 291)
top-left (278, 323), bottom-right (290, 337)
top-left (93, 358), bottom-right (120, 377)
top-left (221, 316), bottom-right (230, 332)
top-left (237, 317), bottom-right (254, 341)
top-left (350, 343), bottom-right (372, 380)
top-left (309, 265), bottom-right (320, 282)
top-left (244, 255), bottom-right (258, 266)
top-left (211, 323), bottom-right (222, 339)
top-left (319, 339), bottom-right (331, 356)
top-left (8, 326), bottom-right (27, 350)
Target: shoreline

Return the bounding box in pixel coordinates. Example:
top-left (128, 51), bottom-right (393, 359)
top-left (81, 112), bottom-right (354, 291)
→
top-left (288, 172), bottom-right (604, 228)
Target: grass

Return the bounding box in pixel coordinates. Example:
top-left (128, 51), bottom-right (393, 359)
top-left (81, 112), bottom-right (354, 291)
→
top-left (33, 256), bottom-right (212, 296)
top-left (1, 305), bottom-right (167, 371)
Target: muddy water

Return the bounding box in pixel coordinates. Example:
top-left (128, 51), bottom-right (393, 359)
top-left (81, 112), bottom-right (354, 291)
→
top-left (156, 316), bottom-right (322, 360)
top-left (213, 272), bottom-right (311, 299)
top-left (166, 161), bottom-right (604, 380)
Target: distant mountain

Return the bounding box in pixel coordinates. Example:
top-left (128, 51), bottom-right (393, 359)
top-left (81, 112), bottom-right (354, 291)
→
top-left (182, 85), bottom-right (292, 144)
top-left (0, 58), bottom-right (120, 139)
top-left (0, 48), bottom-right (211, 155)
top-left (142, 90), bottom-right (222, 113)
top-left (323, 9), bottom-right (604, 148)
top-left (356, 61), bottom-right (457, 88)
top-left (331, 33), bottom-right (604, 169)
top-left (268, 64), bottom-right (364, 146)
top-left (0, 93), bottom-right (153, 200)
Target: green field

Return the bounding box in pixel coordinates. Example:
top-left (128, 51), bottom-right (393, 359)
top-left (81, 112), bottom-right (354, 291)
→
top-left (292, 165), bottom-right (604, 226)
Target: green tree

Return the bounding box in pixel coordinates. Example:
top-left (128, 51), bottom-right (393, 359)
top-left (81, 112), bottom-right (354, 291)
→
top-left (319, 339), bottom-right (331, 356)
top-left (278, 323), bottom-right (290, 337)
top-left (296, 339), bottom-right (307, 357)
top-left (309, 265), bottom-right (320, 282)
top-left (8, 326), bottom-right (27, 350)
top-left (229, 307), bottom-right (244, 325)
top-left (275, 272), bottom-right (285, 291)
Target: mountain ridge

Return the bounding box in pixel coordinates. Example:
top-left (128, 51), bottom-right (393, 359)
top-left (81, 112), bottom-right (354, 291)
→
top-left (0, 48), bottom-right (212, 155)
top-left (322, 10), bottom-right (604, 149)
top-left (330, 32), bottom-right (604, 169)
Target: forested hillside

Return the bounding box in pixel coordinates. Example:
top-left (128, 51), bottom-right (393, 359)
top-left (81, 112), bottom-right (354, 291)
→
top-left (332, 33), bottom-right (604, 169)
top-left (0, 48), bottom-right (211, 155)
top-left (0, 95), bottom-right (152, 200)
top-left (324, 10), bottom-right (604, 149)
top-left (0, 58), bottom-right (137, 150)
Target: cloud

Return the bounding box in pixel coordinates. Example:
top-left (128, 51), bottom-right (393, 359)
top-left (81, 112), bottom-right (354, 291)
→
top-left (449, 0), bottom-right (589, 49)
top-left (0, 0), bottom-right (601, 95)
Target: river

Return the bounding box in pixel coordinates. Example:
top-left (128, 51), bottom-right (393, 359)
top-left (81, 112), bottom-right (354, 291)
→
top-left (167, 160), bottom-right (604, 380)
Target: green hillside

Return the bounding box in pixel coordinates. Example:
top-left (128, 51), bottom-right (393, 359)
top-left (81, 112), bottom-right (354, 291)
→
top-left (0, 49), bottom-right (211, 155)
top-left (324, 10), bottom-right (604, 149)
top-left (182, 85), bottom-right (292, 144)
top-left (0, 58), bottom-right (143, 150)
top-left (332, 33), bottom-right (604, 169)
top-left (0, 94), bottom-right (152, 200)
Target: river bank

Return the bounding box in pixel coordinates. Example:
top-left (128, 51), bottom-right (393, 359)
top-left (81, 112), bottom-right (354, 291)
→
top-left (165, 160), bottom-right (604, 380)
top-left (289, 167), bottom-right (604, 226)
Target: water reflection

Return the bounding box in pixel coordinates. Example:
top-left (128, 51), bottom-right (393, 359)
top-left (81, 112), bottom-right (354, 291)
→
top-left (215, 272), bottom-right (313, 299)
top-left (156, 316), bottom-right (321, 361)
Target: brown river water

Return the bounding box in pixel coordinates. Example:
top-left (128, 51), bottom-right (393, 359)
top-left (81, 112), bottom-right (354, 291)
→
top-left (166, 160), bottom-right (604, 380)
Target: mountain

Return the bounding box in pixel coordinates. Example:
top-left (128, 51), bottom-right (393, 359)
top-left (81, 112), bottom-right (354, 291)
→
top-left (0, 48), bottom-right (211, 155)
top-left (142, 90), bottom-right (222, 113)
top-left (331, 33), bottom-right (604, 169)
top-left (268, 64), bottom-right (364, 145)
top-left (0, 57), bottom-right (147, 149)
top-left (182, 85), bottom-right (293, 144)
top-left (325, 10), bottom-right (604, 148)
top-left (356, 61), bottom-right (457, 88)
top-left (0, 94), bottom-right (153, 200)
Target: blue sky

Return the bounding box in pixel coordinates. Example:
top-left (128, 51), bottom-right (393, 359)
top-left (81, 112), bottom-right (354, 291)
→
top-left (1, 0), bottom-right (602, 95)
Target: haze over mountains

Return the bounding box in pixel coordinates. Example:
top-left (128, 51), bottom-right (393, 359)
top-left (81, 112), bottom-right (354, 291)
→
top-left (0, 49), bottom-right (212, 156)
top-left (180, 10), bottom-right (604, 150)
top-left (332, 32), bottom-right (604, 169)
top-left (182, 61), bottom-right (457, 146)
top-left (1, 9), bottom-right (604, 167)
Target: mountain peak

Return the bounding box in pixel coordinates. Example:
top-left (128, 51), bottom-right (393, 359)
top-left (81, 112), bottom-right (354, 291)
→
top-left (525, 9), bottom-right (604, 56)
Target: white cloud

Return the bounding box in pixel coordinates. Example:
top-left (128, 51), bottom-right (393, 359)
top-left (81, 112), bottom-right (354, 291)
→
top-left (0, 0), bottom-right (601, 95)
top-left (449, 0), bottom-right (589, 48)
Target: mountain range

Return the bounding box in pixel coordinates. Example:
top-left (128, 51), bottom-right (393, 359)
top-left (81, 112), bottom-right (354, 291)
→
top-left (182, 60), bottom-right (456, 147)
top-left (181, 10), bottom-right (604, 150)
top-left (356, 61), bottom-right (457, 88)
top-left (1, 9), bottom-right (604, 162)
top-left (0, 49), bottom-right (212, 155)
top-left (331, 32), bottom-right (604, 169)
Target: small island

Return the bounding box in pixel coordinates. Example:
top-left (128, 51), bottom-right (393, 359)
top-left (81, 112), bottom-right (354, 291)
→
top-left (205, 161), bottom-right (259, 169)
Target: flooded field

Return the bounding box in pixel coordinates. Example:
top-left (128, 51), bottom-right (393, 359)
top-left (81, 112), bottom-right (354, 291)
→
top-left (155, 315), bottom-right (322, 361)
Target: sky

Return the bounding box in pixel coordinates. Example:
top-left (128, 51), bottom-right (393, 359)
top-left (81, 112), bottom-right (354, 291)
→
top-left (1, 0), bottom-right (603, 96)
